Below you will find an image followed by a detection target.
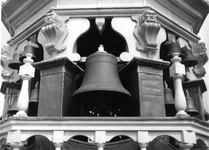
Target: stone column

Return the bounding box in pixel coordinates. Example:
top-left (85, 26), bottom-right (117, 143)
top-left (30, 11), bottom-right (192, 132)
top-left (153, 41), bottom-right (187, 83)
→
top-left (34, 57), bottom-right (83, 116)
top-left (120, 57), bottom-right (170, 116)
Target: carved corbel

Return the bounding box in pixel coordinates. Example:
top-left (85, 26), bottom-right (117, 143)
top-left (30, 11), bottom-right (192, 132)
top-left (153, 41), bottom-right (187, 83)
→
top-left (192, 42), bottom-right (208, 78)
top-left (133, 10), bottom-right (161, 58)
top-left (1, 45), bottom-right (14, 81)
top-left (41, 11), bottom-right (68, 58)
top-left (1, 45), bottom-right (11, 68)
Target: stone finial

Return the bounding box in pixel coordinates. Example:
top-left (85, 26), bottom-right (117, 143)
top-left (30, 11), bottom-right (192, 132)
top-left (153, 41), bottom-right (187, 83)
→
top-left (192, 42), bottom-right (208, 78)
top-left (95, 17), bottom-right (105, 35)
top-left (41, 11), bottom-right (67, 58)
top-left (134, 10), bottom-right (161, 58)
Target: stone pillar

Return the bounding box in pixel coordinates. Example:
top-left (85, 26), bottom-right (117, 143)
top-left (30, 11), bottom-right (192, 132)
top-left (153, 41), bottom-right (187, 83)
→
top-left (120, 57), bottom-right (170, 117)
top-left (183, 79), bottom-right (207, 120)
top-left (34, 57), bottom-right (83, 116)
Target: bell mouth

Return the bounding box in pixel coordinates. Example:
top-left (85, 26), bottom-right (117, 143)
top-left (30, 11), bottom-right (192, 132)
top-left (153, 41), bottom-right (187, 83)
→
top-left (8, 53), bottom-right (23, 70)
top-left (72, 91), bottom-right (132, 116)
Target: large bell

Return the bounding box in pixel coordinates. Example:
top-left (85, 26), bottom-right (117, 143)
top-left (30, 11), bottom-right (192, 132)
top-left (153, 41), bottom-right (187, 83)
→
top-left (72, 45), bottom-right (132, 116)
top-left (161, 40), bottom-right (184, 61)
top-left (185, 90), bottom-right (199, 116)
top-left (19, 44), bottom-right (43, 62)
top-left (181, 46), bottom-right (198, 67)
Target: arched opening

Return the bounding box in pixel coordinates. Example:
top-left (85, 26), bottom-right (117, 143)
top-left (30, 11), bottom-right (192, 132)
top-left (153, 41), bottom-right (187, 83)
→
top-left (23, 135), bottom-right (55, 150)
top-left (77, 17), bottom-right (126, 58)
top-left (147, 135), bottom-right (180, 150)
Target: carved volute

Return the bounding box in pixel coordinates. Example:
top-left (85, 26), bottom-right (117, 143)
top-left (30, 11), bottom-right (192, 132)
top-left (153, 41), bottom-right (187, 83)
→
top-left (41, 11), bottom-right (68, 58)
top-left (192, 42), bottom-right (208, 78)
top-left (1, 45), bottom-right (14, 81)
top-left (133, 9), bottom-right (161, 59)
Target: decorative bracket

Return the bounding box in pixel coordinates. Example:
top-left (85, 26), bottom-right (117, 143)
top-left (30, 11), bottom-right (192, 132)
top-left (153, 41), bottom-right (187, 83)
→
top-left (192, 42), bottom-right (208, 78)
top-left (41, 11), bottom-right (68, 58)
top-left (133, 10), bottom-right (161, 58)
top-left (95, 17), bottom-right (105, 35)
top-left (1, 45), bottom-right (15, 81)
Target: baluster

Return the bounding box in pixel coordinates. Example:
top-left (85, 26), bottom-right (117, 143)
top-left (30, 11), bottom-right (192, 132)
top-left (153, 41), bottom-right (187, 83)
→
top-left (14, 53), bottom-right (35, 117)
top-left (138, 131), bottom-right (149, 150)
top-left (95, 131), bottom-right (106, 150)
top-left (97, 143), bottom-right (105, 150)
top-left (54, 143), bottom-right (63, 150)
top-left (169, 52), bottom-right (189, 117)
top-left (179, 143), bottom-right (193, 150)
top-left (9, 142), bottom-right (24, 150)
top-left (138, 143), bottom-right (148, 150)
top-left (53, 131), bottom-right (64, 150)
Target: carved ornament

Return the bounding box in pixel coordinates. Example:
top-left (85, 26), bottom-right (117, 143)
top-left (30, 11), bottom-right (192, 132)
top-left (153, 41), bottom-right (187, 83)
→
top-left (1, 45), bottom-right (14, 81)
top-left (192, 42), bottom-right (208, 78)
top-left (41, 12), bottom-right (67, 58)
top-left (133, 10), bottom-right (161, 58)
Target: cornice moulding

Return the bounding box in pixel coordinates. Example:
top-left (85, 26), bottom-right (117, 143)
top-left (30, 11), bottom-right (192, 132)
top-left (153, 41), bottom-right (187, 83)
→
top-left (156, 0), bottom-right (202, 24)
top-left (2, 0), bottom-right (53, 33)
top-left (7, 7), bottom-right (200, 48)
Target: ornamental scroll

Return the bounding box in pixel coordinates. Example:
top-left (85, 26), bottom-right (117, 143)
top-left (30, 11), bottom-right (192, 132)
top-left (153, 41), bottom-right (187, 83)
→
top-left (41, 11), bottom-right (68, 59)
top-left (1, 45), bottom-right (14, 81)
top-left (193, 42), bottom-right (208, 78)
top-left (133, 10), bottom-right (161, 58)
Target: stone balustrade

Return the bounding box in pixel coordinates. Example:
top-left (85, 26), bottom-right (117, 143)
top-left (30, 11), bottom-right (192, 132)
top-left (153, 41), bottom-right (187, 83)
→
top-left (0, 117), bottom-right (208, 150)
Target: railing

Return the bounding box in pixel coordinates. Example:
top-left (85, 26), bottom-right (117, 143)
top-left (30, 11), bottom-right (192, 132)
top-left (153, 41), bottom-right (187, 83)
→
top-left (0, 117), bottom-right (209, 150)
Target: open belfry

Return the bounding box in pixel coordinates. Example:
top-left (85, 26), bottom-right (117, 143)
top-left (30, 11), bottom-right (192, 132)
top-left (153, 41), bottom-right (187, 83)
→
top-left (1, 0), bottom-right (209, 149)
